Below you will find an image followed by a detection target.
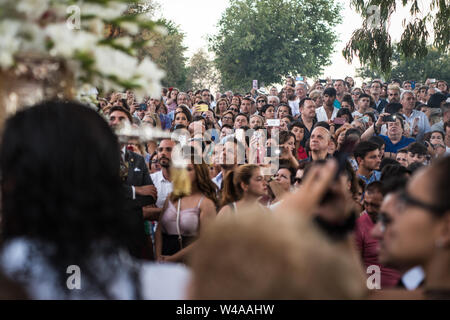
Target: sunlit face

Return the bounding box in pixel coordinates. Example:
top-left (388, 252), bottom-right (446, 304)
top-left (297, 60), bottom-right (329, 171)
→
top-left (292, 126), bottom-right (304, 143)
top-left (283, 136), bottom-right (295, 153)
top-left (341, 101), bottom-right (352, 111)
top-left (170, 89), bottom-right (179, 100)
top-left (218, 100), bottom-right (228, 113)
top-left (277, 106), bottom-right (290, 119)
top-left (358, 97), bottom-right (370, 110)
top-left (437, 81), bottom-right (448, 92)
top-left (359, 149), bottom-right (381, 171)
top-left (221, 113), bottom-right (234, 126)
top-left (295, 84), bottom-right (306, 98)
top-left (364, 191), bottom-right (383, 216)
top-left (250, 116), bottom-right (263, 129)
top-left (407, 152), bottom-right (426, 165)
top-left (231, 96), bottom-right (240, 105)
top-left (240, 100), bottom-right (252, 114)
top-left (387, 118), bottom-right (403, 136)
top-left (430, 132), bottom-right (444, 146)
top-left (310, 127), bottom-right (330, 152)
top-left (234, 115), bottom-right (248, 129)
top-left (263, 106), bottom-right (275, 119)
top-left (322, 94), bottom-right (335, 107)
top-left (267, 97), bottom-right (279, 107)
top-left (280, 118), bottom-right (290, 131)
top-left (334, 81), bottom-right (345, 94)
top-left (301, 100), bottom-right (316, 118)
top-left (245, 168), bottom-right (267, 197)
top-left (370, 82), bottom-right (381, 95)
top-left (174, 112), bottom-right (188, 127)
top-left (177, 94), bottom-right (189, 106)
top-left (396, 152), bottom-right (408, 167)
top-left (401, 92), bottom-right (416, 111)
top-left (109, 110), bottom-right (129, 128)
top-left (275, 168), bottom-right (292, 192)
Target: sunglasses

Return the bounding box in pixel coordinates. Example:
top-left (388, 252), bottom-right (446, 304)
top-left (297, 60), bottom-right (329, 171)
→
top-left (229, 108), bottom-right (238, 112)
top-left (257, 100), bottom-right (266, 103)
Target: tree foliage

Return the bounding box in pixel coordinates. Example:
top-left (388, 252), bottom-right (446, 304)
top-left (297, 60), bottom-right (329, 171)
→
top-left (139, 18), bottom-right (189, 89)
top-left (357, 46), bottom-right (450, 83)
top-left (344, 0), bottom-right (450, 79)
top-left (186, 49), bottom-right (222, 92)
top-left (209, 0), bottom-right (341, 91)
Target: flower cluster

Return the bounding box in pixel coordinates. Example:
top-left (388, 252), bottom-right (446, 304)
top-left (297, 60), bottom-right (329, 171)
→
top-left (0, 0), bottom-right (165, 101)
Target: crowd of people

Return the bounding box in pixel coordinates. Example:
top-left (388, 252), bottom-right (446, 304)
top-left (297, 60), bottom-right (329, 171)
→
top-left (0, 75), bottom-right (449, 300)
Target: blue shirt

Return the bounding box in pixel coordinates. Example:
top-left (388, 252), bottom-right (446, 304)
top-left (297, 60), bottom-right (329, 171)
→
top-left (333, 99), bottom-right (341, 109)
top-left (358, 170), bottom-right (381, 185)
top-left (379, 135), bottom-right (415, 154)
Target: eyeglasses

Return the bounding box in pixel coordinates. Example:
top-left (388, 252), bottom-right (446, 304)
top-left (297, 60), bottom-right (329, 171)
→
top-left (222, 116), bottom-right (233, 121)
top-left (378, 212), bottom-right (393, 233)
top-left (398, 190), bottom-right (447, 215)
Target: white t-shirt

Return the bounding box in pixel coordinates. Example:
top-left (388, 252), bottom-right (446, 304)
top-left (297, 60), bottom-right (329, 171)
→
top-left (150, 170), bottom-right (173, 208)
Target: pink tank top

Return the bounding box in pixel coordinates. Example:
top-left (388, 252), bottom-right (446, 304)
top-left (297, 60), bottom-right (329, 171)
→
top-left (161, 196), bottom-right (204, 237)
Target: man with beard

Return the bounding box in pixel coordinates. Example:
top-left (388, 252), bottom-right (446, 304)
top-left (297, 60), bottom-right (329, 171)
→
top-left (354, 141), bottom-right (382, 185)
top-left (299, 98), bottom-right (317, 146)
top-left (108, 106), bottom-right (157, 259)
top-left (150, 139), bottom-right (175, 208)
top-left (354, 182), bottom-right (402, 289)
top-left (212, 138), bottom-right (244, 190)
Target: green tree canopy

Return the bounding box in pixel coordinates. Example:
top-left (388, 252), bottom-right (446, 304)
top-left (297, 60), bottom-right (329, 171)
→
top-left (209, 0), bottom-right (341, 91)
top-left (357, 46), bottom-right (450, 83)
top-left (344, 0), bottom-right (450, 79)
top-left (186, 49), bottom-right (222, 92)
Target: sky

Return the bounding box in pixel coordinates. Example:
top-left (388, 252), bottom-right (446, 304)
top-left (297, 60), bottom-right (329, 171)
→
top-left (156, 0), bottom-right (428, 84)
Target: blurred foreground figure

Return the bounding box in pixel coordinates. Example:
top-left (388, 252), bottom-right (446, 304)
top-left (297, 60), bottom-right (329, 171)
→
top-left (0, 101), bottom-right (189, 299)
top-left (188, 211), bottom-right (367, 299)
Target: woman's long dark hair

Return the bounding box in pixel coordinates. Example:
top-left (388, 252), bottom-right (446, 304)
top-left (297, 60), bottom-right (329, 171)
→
top-left (0, 101), bottom-right (139, 298)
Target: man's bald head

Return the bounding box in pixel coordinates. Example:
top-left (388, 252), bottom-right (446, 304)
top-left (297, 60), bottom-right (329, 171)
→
top-left (310, 127), bottom-right (331, 153)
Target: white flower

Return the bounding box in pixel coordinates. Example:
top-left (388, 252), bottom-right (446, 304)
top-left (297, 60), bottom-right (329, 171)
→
top-left (114, 37), bottom-right (132, 49)
top-left (45, 24), bottom-right (99, 58)
top-left (0, 20), bottom-right (22, 69)
top-left (120, 22), bottom-right (139, 35)
top-left (93, 46), bottom-right (137, 80)
top-left (16, 0), bottom-right (50, 21)
top-left (81, 2), bottom-right (128, 21)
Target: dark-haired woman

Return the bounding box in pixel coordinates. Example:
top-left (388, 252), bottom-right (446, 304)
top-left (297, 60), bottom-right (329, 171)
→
top-left (218, 164), bottom-right (268, 217)
top-left (0, 101), bottom-right (189, 299)
top-left (372, 157), bottom-right (450, 299)
top-left (155, 160), bottom-right (218, 264)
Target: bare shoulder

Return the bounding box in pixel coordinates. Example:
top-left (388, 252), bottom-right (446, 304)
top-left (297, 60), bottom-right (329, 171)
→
top-left (200, 197), bottom-right (217, 214)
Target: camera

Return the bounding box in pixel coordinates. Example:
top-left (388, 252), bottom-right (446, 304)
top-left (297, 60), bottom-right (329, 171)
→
top-left (382, 114), bottom-right (397, 122)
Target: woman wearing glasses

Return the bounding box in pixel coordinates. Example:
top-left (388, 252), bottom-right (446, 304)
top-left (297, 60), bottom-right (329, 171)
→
top-left (374, 157), bottom-right (450, 299)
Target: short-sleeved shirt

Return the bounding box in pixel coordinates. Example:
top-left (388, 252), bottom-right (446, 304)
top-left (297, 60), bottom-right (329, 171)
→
top-left (379, 135), bottom-right (415, 154)
top-left (357, 170), bottom-right (381, 185)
